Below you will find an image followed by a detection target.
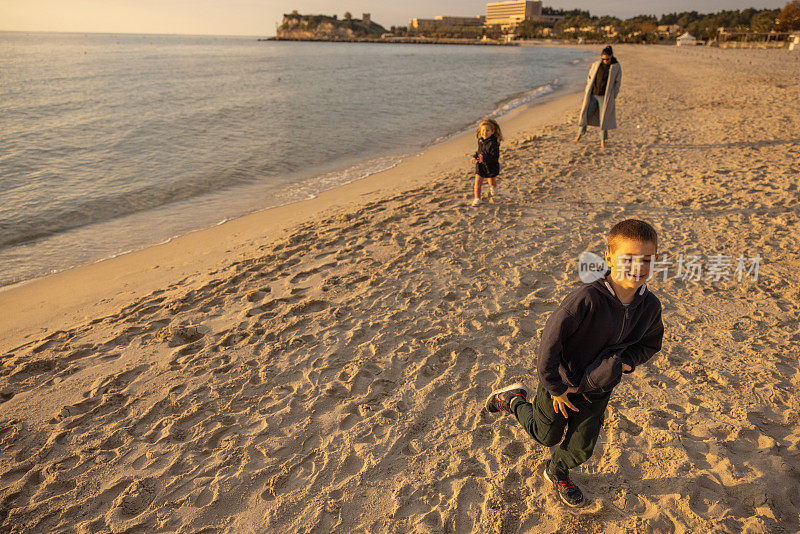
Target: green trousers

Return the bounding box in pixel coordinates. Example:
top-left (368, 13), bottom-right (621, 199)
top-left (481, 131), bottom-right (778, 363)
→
top-left (511, 384), bottom-right (611, 479)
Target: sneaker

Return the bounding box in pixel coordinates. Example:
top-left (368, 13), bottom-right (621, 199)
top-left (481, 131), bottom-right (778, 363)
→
top-left (472, 198), bottom-right (481, 207)
top-left (489, 186), bottom-right (496, 197)
top-left (484, 383), bottom-right (528, 414)
top-left (543, 460), bottom-right (584, 507)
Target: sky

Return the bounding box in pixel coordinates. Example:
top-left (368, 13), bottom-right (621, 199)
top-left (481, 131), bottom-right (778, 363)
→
top-left (0, 0), bottom-right (789, 36)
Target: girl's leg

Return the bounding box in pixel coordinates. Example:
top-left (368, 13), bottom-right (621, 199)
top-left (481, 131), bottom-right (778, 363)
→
top-left (474, 174), bottom-right (484, 200)
top-left (488, 176), bottom-right (497, 190)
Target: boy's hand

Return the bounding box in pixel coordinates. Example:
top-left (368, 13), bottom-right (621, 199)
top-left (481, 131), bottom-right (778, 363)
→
top-left (553, 387), bottom-right (579, 418)
top-left (622, 364), bottom-right (632, 372)
top-left (476, 154), bottom-right (484, 163)
top-left (470, 157), bottom-right (477, 164)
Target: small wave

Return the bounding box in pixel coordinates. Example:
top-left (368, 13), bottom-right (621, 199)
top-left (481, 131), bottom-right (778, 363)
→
top-left (265, 80), bottom-right (557, 207)
top-left (104, 248), bottom-right (134, 260)
top-left (0, 154), bottom-right (404, 289)
top-left (272, 154), bottom-right (404, 206)
top-left (424, 80), bottom-right (559, 148)
top-left (0, 166), bottom-right (260, 249)
top-left (488, 80), bottom-right (558, 119)
top-left (0, 259), bottom-right (83, 290)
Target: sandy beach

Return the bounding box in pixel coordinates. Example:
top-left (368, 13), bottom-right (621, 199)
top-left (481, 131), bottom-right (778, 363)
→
top-left (1, 44), bottom-right (800, 533)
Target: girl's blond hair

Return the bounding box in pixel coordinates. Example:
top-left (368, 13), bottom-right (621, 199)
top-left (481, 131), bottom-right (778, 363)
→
top-left (476, 119), bottom-right (503, 141)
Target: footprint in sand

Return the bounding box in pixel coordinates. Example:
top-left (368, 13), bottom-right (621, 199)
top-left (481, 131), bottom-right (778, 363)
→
top-left (112, 477), bottom-right (158, 517)
top-left (157, 325), bottom-right (209, 347)
top-left (8, 359), bottom-right (57, 383)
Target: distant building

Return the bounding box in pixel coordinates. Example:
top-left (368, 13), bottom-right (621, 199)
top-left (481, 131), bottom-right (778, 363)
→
top-left (362, 13), bottom-right (371, 25)
top-left (409, 15), bottom-right (485, 31)
top-left (410, 2), bottom-right (561, 34)
top-left (436, 16), bottom-right (485, 27)
top-left (658, 24), bottom-right (681, 35)
top-left (657, 24), bottom-right (682, 39)
top-left (676, 32), bottom-right (697, 46)
top-left (600, 25), bottom-right (618, 37)
top-left (409, 18), bottom-right (437, 31)
top-left (537, 14), bottom-right (565, 26)
top-left (563, 25), bottom-right (593, 33)
top-left (485, 1), bottom-right (541, 28)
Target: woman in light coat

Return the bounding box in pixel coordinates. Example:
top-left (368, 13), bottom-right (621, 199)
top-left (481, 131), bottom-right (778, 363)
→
top-left (575, 46), bottom-right (621, 149)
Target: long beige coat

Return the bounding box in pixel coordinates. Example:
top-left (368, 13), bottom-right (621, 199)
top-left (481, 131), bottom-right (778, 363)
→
top-left (578, 60), bottom-right (622, 130)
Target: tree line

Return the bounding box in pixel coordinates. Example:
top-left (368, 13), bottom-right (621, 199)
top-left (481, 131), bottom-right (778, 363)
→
top-left (521, 2), bottom-right (800, 41)
top-left (389, 2), bottom-right (800, 41)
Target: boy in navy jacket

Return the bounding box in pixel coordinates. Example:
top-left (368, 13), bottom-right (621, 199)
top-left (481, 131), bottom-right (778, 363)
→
top-left (484, 219), bottom-right (664, 507)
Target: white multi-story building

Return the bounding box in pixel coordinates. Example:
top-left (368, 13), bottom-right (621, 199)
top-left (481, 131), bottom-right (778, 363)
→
top-left (485, 1), bottom-right (542, 27)
top-left (409, 18), bottom-right (438, 31)
top-left (436, 16), bottom-right (485, 27)
top-left (410, 15), bottom-right (485, 30)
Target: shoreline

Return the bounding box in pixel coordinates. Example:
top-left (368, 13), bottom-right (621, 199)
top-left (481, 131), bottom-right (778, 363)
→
top-left (263, 36), bottom-right (517, 46)
top-left (0, 76), bottom-right (587, 352)
top-left (0, 41), bottom-right (590, 292)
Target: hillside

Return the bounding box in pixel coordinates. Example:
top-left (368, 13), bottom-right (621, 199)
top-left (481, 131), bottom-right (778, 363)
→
top-left (276, 13), bottom-right (388, 40)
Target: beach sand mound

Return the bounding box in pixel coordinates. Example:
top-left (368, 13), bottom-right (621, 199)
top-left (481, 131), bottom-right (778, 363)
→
top-left (1, 45), bottom-right (799, 533)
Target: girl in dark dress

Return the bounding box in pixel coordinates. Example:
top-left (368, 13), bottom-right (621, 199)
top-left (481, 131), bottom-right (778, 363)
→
top-left (471, 119), bottom-right (503, 206)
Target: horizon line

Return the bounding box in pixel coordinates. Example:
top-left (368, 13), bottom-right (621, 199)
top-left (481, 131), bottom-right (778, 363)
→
top-left (0, 29), bottom-right (273, 39)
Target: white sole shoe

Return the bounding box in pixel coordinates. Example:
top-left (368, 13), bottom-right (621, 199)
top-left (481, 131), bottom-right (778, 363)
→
top-left (484, 382), bottom-right (528, 413)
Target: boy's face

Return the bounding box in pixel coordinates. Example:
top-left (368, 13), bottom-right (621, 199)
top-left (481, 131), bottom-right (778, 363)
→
top-left (605, 238), bottom-right (657, 290)
top-left (479, 124), bottom-right (493, 138)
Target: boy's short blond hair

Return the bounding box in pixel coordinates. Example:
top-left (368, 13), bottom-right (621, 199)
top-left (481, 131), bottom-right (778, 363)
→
top-left (608, 219), bottom-right (658, 252)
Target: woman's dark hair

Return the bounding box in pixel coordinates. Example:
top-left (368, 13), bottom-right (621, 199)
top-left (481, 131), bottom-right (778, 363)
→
top-left (601, 45), bottom-right (613, 57)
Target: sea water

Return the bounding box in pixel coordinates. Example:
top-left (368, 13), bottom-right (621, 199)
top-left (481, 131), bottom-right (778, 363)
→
top-left (0, 32), bottom-right (592, 286)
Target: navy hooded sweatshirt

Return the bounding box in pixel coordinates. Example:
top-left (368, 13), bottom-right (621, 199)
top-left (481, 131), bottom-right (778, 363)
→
top-left (537, 276), bottom-right (664, 397)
